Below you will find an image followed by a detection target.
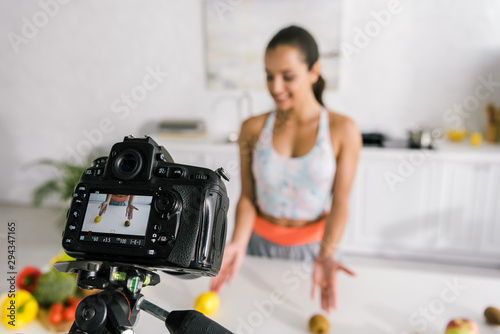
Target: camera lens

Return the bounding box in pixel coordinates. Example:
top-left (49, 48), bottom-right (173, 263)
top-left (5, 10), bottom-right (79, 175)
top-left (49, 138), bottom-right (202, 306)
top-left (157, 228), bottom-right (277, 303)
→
top-left (112, 149), bottom-right (143, 181)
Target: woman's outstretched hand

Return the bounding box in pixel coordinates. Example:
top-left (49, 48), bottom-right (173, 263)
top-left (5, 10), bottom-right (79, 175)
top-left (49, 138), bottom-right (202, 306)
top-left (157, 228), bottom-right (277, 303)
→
top-left (126, 204), bottom-right (138, 220)
top-left (311, 257), bottom-right (356, 312)
top-left (210, 242), bottom-right (246, 293)
top-left (98, 201), bottom-right (109, 216)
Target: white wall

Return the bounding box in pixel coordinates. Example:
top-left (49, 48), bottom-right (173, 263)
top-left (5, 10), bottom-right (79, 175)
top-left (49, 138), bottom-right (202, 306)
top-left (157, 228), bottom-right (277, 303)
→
top-left (1, 0), bottom-right (500, 205)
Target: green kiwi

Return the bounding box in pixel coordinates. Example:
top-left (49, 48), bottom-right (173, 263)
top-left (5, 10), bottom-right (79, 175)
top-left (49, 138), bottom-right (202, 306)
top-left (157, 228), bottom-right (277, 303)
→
top-left (484, 306), bottom-right (500, 325)
top-left (309, 314), bottom-right (329, 334)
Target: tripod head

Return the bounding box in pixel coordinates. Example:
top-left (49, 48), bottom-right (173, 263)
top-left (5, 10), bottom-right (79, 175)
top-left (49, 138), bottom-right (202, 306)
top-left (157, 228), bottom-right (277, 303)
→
top-left (54, 260), bottom-right (233, 334)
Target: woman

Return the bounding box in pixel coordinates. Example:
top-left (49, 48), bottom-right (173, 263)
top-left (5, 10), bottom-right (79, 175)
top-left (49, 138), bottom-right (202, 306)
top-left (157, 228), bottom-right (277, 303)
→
top-left (98, 194), bottom-right (137, 220)
top-left (211, 26), bottom-right (361, 312)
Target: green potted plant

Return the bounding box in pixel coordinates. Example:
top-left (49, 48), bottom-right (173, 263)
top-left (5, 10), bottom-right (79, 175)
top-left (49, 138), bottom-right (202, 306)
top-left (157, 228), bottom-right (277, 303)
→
top-left (31, 151), bottom-right (105, 228)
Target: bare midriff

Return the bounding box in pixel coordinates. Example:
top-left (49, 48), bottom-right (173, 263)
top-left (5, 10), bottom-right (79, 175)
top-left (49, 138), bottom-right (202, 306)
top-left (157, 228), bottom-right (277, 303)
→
top-left (258, 210), bottom-right (326, 228)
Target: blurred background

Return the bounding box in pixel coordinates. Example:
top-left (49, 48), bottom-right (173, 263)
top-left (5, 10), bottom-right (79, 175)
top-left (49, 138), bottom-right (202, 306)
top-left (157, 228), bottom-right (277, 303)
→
top-left (1, 0), bottom-right (499, 204)
top-left (1, 1), bottom-right (500, 333)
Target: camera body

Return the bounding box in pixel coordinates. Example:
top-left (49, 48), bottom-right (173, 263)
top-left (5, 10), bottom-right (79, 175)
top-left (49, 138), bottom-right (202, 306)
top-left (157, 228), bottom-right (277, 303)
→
top-left (62, 136), bottom-right (229, 277)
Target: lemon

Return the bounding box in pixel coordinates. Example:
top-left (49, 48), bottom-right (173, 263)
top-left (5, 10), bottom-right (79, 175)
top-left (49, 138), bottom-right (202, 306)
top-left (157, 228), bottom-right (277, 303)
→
top-left (50, 250), bottom-right (75, 268)
top-left (94, 216), bottom-right (101, 223)
top-left (470, 132), bottom-right (483, 147)
top-left (447, 129), bottom-right (467, 142)
top-left (124, 220), bottom-right (131, 227)
top-left (194, 291), bottom-right (220, 316)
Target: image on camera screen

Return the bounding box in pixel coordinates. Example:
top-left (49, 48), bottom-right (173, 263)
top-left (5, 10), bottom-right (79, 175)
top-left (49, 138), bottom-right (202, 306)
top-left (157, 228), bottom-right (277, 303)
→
top-left (80, 192), bottom-right (152, 245)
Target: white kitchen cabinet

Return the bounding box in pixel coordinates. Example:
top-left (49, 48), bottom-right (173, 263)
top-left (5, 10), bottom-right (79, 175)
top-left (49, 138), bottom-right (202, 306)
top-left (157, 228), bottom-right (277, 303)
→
top-left (343, 154), bottom-right (435, 253)
top-left (158, 139), bottom-right (500, 267)
top-left (343, 148), bottom-right (500, 267)
top-left (478, 162), bottom-right (500, 256)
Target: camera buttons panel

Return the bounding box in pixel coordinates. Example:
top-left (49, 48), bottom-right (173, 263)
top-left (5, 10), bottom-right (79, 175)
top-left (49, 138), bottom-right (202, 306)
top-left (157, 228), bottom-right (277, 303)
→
top-left (83, 168), bottom-right (104, 178)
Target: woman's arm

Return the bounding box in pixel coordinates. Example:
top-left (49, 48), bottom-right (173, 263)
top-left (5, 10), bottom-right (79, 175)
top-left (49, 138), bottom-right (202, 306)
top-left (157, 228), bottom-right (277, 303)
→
top-left (126, 195), bottom-right (138, 220)
top-left (312, 116), bottom-right (361, 312)
top-left (210, 117), bottom-right (261, 292)
top-left (98, 194), bottom-right (113, 216)
top-left (320, 117), bottom-right (361, 258)
top-left (230, 118), bottom-right (259, 248)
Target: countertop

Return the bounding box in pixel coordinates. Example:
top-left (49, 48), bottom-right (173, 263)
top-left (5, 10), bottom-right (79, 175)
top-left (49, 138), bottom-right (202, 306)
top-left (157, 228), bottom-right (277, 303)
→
top-left (1, 204), bottom-right (500, 334)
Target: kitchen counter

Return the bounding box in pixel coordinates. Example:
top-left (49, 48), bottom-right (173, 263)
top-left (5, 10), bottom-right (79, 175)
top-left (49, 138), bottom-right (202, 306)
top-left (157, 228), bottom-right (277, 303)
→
top-left (1, 204), bottom-right (499, 334)
top-left (157, 135), bottom-right (500, 161)
top-left (362, 141), bottom-right (500, 162)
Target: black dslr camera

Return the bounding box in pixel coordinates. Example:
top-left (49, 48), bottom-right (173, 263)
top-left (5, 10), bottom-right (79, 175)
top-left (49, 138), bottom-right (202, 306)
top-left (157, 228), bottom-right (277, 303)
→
top-left (62, 136), bottom-right (230, 277)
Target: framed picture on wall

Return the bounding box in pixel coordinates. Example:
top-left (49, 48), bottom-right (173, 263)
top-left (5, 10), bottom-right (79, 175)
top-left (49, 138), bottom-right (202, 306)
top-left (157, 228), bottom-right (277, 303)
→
top-left (204, 0), bottom-right (342, 90)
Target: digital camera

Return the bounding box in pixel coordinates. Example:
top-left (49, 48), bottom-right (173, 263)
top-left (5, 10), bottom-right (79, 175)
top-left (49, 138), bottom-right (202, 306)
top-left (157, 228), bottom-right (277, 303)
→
top-left (62, 136), bottom-right (230, 277)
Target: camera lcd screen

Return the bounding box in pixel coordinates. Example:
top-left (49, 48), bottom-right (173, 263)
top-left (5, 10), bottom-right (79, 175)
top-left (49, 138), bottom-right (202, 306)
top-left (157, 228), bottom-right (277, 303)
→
top-left (79, 192), bottom-right (152, 247)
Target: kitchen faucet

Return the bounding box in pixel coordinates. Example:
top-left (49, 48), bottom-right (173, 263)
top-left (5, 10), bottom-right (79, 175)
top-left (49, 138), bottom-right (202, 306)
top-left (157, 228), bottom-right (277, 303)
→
top-left (210, 90), bottom-right (253, 142)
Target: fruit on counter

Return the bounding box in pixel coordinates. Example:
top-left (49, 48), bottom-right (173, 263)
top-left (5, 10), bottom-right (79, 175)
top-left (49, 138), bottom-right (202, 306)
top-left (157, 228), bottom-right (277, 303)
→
top-left (37, 296), bottom-right (81, 331)
top-left (33, 269), bottom-right (77, 307)
top-left (469, 132), bottom-right (483, 147)
top-left (63, 296), bottom-right (80, 322)
top-left (1, 289), bottom-right (39, 329)
top-left (94, 215), bottom-right (102, 223)
top-left (484, 306), bottom-right (500, 325)
top-left (63, 302), bottom-right (78, 322)
top-left (46, 297), bottom-right (80, 325)
top-left (194, 291), bottom-right (220, 316)
top-left (124, 220), bottom-right (131, 227)
top-left (445, 318), bottom-right (479, 334)
top-left (16, 266), bottom-right (42, 293)
top-left (308, 314), bottom-right (330, 334)
top-left (48, 302), bottom-right (64, 325)
top-left (447, 129), bottom-right (467, 142)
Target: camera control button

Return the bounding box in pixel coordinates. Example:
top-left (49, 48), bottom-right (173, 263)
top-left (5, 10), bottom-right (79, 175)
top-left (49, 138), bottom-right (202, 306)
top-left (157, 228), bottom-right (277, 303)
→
top-left (74, 198), bottom-right (83, 206)
top-left (147, 249), bottom-right (156, 256)
top-left (152, 224), bottom-right (161, 232)
top-left (168, 167), bottom-right (183, 178)
top-left (64, 237), bottom-right (73, 246)
top-left (84, 169), bottom-right (93, 176)
top-left (158, 234), bottom-right (170, 244)
top-left (68, 223), bottom-right (77, 232)
top-left (156, 167), bottom-right (168, 177)
top-left (157, 153), bottom-right (167, 162)
top-left (71, 209), bottom-right (80, 219)
top-left (95, 168), bottom-right (104, 176)
top-left (155, 193), bottom-right (177, 213)
top-left (77, 184), bottom-right (87, 193)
